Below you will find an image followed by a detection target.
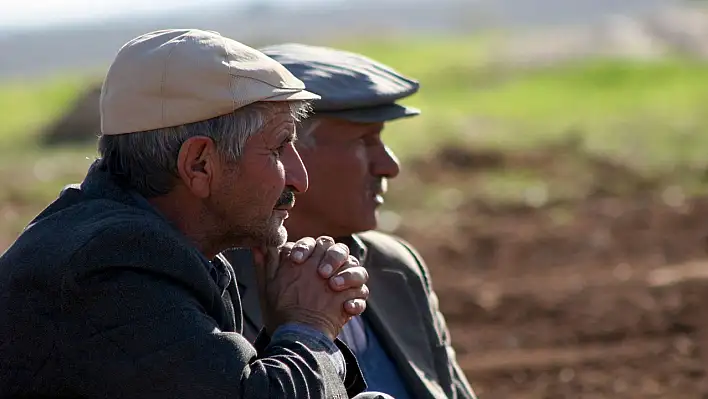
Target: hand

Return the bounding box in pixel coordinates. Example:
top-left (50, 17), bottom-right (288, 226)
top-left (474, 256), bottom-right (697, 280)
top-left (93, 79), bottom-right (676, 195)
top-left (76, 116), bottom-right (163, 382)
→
top-left (251, 236), bottom-right (369, 341)
top-left (288, 237), bottom-right (368, 316)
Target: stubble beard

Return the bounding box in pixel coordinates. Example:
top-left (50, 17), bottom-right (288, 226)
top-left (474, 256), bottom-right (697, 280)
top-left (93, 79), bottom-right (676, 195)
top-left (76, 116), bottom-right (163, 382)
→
top-left (265, 214), bottom-right (288, 247)
top-left (220, 214), bottom-right (286, 250)
top-left (225, 190), bottom-right (293, 249)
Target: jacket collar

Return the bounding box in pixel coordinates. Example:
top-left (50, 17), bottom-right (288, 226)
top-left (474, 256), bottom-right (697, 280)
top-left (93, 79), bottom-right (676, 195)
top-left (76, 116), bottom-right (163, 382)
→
top-left (337, 235), bottom-right (368, 265)
top-left (80, 159), bottom-right (168, 220)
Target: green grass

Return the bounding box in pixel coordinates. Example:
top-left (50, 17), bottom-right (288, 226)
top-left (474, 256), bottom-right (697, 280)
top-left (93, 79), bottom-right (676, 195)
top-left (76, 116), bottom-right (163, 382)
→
top-left (384, 56), bottom-right (708, 159)
top-left (0, 75), bottom-right (94, 149)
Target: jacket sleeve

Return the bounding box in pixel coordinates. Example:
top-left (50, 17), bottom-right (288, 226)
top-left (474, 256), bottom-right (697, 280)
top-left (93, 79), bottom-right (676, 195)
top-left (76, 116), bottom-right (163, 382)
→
top-left (61, 266), bottom-right (352, 399)
top-left (396, 238), bottom-right (479, 399)
top-left (59, 224), bottom-right (357, 399)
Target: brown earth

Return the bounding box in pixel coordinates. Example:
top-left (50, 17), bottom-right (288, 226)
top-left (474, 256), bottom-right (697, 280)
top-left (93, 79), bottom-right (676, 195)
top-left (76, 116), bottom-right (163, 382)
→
top-left (393, 147), bottom-right (708, 398)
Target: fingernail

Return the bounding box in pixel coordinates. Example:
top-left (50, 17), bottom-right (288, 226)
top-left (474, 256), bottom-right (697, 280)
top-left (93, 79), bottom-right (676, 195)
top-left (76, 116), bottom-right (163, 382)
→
top-left (292, 251), bottom-right (303, 262)
top-left (333, 276), bottom-right (344, 286)
top-left (321, 263), bottom-right (332, 276)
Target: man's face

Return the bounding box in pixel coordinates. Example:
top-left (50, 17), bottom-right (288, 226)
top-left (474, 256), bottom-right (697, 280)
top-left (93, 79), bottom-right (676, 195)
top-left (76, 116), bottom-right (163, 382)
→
top-left (287, 118), bottom-right (400, 237)
top-left (210, 107), bottom-right (308, 248)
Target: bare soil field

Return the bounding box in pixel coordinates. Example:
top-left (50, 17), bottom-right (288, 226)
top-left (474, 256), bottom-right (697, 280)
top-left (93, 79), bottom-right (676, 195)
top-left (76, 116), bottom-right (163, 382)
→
top-left (397, 148), bottom-right (708, 398)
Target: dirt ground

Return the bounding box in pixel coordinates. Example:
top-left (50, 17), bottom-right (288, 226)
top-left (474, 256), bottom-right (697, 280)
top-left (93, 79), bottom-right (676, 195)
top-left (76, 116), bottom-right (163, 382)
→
top-left (395, 149), bottom-right (708, 398)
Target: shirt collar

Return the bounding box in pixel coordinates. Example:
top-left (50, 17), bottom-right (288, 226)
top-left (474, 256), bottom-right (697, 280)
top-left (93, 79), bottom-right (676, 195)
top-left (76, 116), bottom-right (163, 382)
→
top-left (337, 235), bottom-right (368, 265)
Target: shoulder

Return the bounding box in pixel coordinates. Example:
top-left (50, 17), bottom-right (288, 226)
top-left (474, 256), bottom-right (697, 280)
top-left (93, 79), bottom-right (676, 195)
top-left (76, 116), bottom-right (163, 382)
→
top-left (357, 230), bottom-right (419, 260)
top-left (14, 198), bottom-right (201, 275)
top-left (71, 209), bottom-right (203, 271)
top-left (0, 201), bottom-right (210, 304)
top-left (69, 201), bottom-right (181, 251)
top-left (356, 230), bottom-right (432, 288)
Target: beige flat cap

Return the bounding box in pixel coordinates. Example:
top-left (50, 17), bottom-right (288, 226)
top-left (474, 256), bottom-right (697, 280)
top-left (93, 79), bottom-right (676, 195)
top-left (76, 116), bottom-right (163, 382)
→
top-left (99, 29), bottom-right (320, 135)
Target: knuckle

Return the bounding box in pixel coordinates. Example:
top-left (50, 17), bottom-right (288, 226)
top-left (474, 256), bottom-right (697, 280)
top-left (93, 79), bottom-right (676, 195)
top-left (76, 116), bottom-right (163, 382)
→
top-left (278, 244), bottom-right (294, 259)
top-left (360, 268), bottom-right (369, 283)
top-left (357, 300), bottom-right (367, 313)
top-left (347, 255), bottom-right (360, 266)
top-left (344, 284), bottom-right (369, 300)
top-left (316, 236), bottom-right (335, 245)
top-left (349, 266), bottom-right (367, 278)
top-left (292, 244), bottom-right (308, 252)
top-left (328, 245), bottom-right (349, 261)
top-left (350, 268), bottom-right (367, 284)
top-left (334, 243), bottom-right (350, 255)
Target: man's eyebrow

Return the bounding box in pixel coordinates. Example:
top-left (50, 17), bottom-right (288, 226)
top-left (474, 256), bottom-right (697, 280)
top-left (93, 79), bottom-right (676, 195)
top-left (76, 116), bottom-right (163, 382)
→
top-left (273, 126), bottom-right (297, 145)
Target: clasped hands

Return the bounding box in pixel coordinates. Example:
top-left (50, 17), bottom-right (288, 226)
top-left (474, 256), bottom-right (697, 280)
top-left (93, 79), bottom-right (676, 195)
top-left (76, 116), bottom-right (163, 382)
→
top-left (252, 236), bottom-right (369, 341)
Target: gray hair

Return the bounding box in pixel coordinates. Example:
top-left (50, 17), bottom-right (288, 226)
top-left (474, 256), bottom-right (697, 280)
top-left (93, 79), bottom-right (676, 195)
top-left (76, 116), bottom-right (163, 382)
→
top-left (295, 117), bottom-right (322, 149)
top-left (97, 101), bottom-right (311, 198)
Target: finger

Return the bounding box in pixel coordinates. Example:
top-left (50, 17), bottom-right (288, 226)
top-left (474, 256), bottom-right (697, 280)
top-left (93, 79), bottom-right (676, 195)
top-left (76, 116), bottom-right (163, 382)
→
top-left (319, 243), bottom-right (350, 278)
top-left (309, 236), bottom-right (336, 276)
top-left (278, 242), bottom-right (295, 263)
top-left (289, 237), bottom-right (317, 263)
top-left (336, 284), bottom-right (370, 308)
top-left (306, 236), bottom-right (335, 264)
top-left (329, 263), bottom-right (368, 292)
top-left (343, 299), bottom-right (367, 316)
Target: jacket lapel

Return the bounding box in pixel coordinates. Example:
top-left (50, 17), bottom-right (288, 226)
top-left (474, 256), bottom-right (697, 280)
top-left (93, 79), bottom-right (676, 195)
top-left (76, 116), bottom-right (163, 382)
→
top-left (359, 239), bottom-right (445, 399)
top-left (224, 249), bottom-right (262, 342)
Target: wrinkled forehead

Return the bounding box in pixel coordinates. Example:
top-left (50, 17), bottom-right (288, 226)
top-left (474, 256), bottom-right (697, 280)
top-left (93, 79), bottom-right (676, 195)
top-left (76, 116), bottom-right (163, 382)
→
top-left (252, 104), bottom-right (299, 140)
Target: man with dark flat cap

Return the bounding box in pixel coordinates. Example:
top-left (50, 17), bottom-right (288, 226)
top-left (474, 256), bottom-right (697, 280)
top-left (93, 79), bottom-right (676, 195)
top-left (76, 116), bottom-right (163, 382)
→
top-left (224, 44), bottom-right (477, 399)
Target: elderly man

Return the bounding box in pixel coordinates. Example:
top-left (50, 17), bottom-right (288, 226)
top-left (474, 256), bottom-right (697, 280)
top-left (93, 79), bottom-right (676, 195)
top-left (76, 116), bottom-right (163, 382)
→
top-left (0, 29), bottom-right (393, 399)
top-left (224, 44), bottom-right (477, 398)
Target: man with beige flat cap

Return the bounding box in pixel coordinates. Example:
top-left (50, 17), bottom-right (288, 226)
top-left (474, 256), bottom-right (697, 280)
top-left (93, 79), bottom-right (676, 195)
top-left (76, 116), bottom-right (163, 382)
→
top-left (0, 29), bottom-right (391, 399)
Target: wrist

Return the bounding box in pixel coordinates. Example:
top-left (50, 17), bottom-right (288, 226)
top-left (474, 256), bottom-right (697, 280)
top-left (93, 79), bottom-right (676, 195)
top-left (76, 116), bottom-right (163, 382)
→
top-left (277, 315), bottom-right (338, 341)
top-left (271, 323), bottom-right (346, 378)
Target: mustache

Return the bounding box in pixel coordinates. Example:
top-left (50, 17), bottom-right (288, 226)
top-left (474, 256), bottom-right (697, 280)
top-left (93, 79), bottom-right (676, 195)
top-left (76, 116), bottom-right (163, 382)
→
top-left (275, 189), bottom-right (295, 208)
top-left (372, 178), bottom-right (387, 195)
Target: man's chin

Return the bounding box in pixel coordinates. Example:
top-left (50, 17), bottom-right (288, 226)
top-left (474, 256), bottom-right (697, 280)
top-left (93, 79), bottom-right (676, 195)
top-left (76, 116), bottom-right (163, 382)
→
top-left (266, 224), bottom-right (288, 247)
top-left (363, 211), bottom-right (379, 231)
top-left (225, 223), bottom-right (287, 250)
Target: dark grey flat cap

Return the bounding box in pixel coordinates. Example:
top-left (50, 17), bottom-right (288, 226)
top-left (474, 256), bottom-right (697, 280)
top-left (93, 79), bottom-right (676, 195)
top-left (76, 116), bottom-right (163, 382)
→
top-left (259, 43), bottom-right (421, 123)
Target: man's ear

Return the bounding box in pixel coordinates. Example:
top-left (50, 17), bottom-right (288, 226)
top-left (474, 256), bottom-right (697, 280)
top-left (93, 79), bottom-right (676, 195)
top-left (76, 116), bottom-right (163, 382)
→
top-left (176, 136), bottom-right (218, 199)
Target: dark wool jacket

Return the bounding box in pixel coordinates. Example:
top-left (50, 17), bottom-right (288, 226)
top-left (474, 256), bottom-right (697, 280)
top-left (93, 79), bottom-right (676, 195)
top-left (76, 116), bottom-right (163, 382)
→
top-left (0, 161), bottom-right (365, 399)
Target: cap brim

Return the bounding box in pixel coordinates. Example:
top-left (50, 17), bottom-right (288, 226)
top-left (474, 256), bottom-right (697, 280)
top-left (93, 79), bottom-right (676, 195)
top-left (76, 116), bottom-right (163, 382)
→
top-left (264, 89), bottom-right (321, 102)
top-left (317, 103), bottom-right (420, 123)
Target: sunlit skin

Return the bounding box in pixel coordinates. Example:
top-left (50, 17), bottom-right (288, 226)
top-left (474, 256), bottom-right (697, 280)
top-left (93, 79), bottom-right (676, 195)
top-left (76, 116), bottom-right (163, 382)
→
top-left (149, 106), bottom-right (309, 259)
top-left (284, 118), bottom-right (401, 241)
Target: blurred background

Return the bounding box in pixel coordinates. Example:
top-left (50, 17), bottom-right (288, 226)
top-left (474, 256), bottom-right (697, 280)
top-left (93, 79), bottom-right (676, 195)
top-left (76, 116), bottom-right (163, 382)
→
top-left (3, 0), bottom-right (708, 397)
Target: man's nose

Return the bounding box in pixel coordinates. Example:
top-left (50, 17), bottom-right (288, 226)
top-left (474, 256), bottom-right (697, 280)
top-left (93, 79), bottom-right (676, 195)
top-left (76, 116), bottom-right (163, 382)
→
top-left (370, 144), bottom-right (401, 178)
top-left (284, 143), bottom-right (309, 193)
